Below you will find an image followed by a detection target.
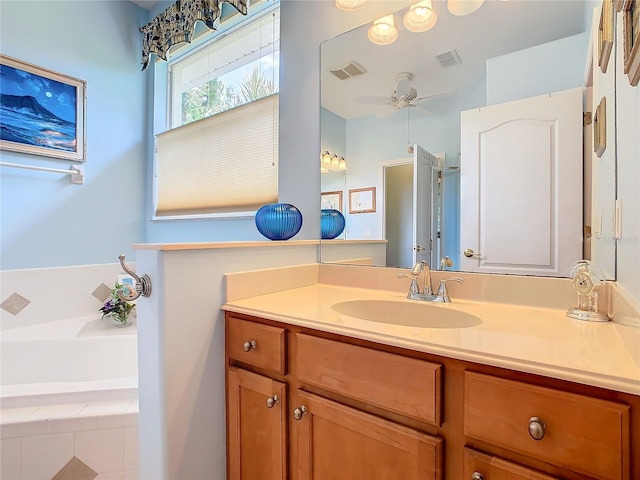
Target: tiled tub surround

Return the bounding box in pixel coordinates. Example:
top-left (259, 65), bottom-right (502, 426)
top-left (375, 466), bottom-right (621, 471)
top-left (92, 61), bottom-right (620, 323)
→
top-left (1, 400), bottom-right (138, 480)
top-left (0, 263), bottom-right (129, 331)
top-left (223, 263), bottom-right (640, 396)
top-left (1, 264), bottom-right (140, 479)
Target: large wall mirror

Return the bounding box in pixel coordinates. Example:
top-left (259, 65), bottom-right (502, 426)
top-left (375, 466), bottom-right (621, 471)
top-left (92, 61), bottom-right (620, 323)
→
top-left (320, 0), bottom-right (617, 279)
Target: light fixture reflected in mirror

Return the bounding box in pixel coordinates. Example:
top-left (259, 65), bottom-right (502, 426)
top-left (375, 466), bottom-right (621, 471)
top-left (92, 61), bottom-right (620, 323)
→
top-left (447, 0), bottom-right (485, 16)
top-left (403, 0), bottom-right (438, 32)
top-left (321, 151), bottom-right (348, 173)
top-left (368, 14), bottom-right (399, 45)
top-left (335, 0), bottom-right (367, 11)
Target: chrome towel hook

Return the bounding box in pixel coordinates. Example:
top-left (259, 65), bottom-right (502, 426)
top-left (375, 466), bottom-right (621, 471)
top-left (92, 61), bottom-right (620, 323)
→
top-left (117, 254), bottom-right (152, 301)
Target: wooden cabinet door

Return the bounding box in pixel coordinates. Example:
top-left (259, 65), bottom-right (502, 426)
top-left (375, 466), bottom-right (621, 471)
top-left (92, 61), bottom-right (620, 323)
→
top-left (227, 367), bottom-right (287, 480)
top-left (294, 390), bottom-right (442, 480)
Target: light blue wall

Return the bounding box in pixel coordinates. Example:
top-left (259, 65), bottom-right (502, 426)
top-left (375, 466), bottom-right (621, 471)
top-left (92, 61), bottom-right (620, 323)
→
top-left (0, 0), bottom-right (148, 270)
top-left (487, 32), bottom-right (590, 105)
top-left (321, 107), bottom-right (346, 157)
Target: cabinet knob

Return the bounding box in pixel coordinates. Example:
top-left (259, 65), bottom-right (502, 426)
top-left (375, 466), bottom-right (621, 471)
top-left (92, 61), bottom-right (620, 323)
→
top-left (293, 405), bottom-right (308, 421)
top-left (242, 340), bottom-right (257, 352)
top-left (266, 395), bottom-right (279, 408)
top-left (528, 416), bottom-right (546, 440)
top-left (471, 473), bottom-right (485, 480)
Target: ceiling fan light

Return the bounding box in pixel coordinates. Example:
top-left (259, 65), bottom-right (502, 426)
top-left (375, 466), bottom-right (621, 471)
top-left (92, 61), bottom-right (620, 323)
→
top-left (403, 1), bottom-right (438, 33)
top-left (368, 14), bottom-right (398, 45)
top-left (335, 0), bottom-right (366, 11)
top-left (447, 0), bottom-right (484, 16)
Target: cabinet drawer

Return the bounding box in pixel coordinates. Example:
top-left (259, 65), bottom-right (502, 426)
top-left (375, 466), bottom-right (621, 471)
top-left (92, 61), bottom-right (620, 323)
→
top-left (464, 447), bottom-right (559, 480)
top-left (295, 333), bottom-right (442, 425)
top-left (464, 371), bottom-right (630, 480)
top-left (227, 317), bottom-right (286, 374)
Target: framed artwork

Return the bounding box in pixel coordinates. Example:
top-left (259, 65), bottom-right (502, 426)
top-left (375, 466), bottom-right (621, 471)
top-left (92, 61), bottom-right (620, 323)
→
top-left (622, 0), bottom-right (640, 86)
top-left (598, 0), bottom-right (614, 73)
top-left (594, 97), bottom-right (607, 157)
top-left (321, 190), bottom-right (343, 211)
top-left (0, 54), bottom-right (86, 161)
top-left (349, 187), bottom-right (376, 214)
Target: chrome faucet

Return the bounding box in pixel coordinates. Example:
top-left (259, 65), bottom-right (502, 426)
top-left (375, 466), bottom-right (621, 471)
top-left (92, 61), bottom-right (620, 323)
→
top-left (398, 261), bottom-right (435, 301)
top-left (410, 260), bottom-right (433, 295)
top-left (399, 262), bottom-right (465, 303)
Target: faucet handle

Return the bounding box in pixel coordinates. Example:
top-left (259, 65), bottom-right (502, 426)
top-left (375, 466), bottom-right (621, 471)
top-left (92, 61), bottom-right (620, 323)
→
top-left (436, 277), bottom-right (464, 302)
top-left (397, 273), bottom-right (420, 297)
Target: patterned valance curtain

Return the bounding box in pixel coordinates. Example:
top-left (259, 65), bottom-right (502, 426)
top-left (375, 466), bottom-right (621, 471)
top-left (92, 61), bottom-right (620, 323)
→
top-left (139, 0), bottom-right (248, 71)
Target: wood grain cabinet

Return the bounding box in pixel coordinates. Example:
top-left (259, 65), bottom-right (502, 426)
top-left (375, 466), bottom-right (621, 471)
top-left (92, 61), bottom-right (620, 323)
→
top-left (225, 312), bottom-right (639, 480)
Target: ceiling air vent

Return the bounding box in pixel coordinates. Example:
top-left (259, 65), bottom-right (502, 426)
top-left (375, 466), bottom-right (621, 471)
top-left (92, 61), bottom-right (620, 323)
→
top-left (330, 61), bottom-right (367, 80)
top-left (436, 49), bottom-right (462, 67)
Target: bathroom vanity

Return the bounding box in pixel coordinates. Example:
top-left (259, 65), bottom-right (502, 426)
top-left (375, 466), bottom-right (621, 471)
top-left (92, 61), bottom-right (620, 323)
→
top-left (223, 275), bottom-right (640, 480)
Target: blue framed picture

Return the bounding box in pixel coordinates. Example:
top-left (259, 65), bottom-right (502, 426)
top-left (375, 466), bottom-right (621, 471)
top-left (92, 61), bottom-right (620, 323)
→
top-left (0, 54), bottom-right (86, 161)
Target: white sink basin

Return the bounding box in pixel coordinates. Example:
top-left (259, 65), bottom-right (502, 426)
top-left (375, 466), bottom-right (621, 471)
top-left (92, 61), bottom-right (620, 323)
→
top-left (331, 300), bottom-right (482, 329)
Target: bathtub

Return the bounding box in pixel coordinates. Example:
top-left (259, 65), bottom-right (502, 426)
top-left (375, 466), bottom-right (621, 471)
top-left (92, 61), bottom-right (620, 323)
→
top-left (1, 314), bottom-right (138, 407)
top-left (1, 315), bottom-right (139, 479)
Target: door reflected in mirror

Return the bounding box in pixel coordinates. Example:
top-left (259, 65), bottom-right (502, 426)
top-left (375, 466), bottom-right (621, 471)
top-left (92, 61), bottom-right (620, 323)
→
top-left (320, 0), bottom-right (616, 279)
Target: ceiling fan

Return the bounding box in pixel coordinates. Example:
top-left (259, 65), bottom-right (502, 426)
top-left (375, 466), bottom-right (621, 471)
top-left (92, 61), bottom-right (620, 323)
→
top-left (355, 72), bottom-right (455, 112)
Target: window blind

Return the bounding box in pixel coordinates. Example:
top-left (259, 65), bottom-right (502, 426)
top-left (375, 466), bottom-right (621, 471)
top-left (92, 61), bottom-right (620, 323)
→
top-left (155, 94), bottom-right (278, 217)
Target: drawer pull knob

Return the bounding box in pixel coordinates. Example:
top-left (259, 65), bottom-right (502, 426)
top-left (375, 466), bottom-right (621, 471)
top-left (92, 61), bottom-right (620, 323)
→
top-left (293, 405), bottom-right (308, 421)
top-left (266, 395), bottom-right (279, 408)
top-left (528, 416), bottom-right (546, 440)
top-left (471, 473), bottom-right (485, 480)
top-left (243, 340), bottom-right (257, 352)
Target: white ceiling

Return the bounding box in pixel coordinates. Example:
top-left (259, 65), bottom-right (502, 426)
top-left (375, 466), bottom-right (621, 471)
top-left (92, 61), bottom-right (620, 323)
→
top-left (322, 0), bottom-right (589, 119)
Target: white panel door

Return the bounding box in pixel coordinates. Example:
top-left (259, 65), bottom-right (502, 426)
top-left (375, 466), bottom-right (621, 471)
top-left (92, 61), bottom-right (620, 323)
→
top-left (412, 144), bottom-right (434, 265)
top-left (460, 87), bottom-right (583, 277)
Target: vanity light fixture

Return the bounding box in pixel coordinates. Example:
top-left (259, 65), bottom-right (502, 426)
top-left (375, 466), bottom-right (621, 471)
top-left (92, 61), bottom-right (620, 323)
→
top-left (447, 0), bottom-right (485, 16)
top-left (368, 14), bottom-right (399, 45)
top-left (320, 151), bottom-right (348, 172)
top-left (403, 0), bottom-right (438, 33)
top-left (335, 0), bottom-right (366, 11)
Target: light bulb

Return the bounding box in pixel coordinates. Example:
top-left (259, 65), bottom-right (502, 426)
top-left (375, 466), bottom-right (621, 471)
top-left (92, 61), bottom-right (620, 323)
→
top-left (403, 1), bottom-right (437, 33)
top-left (367, 14), bottom-right (398, 45)
top-left (335, 0), bottom-right (366, 11)
top-left (447, 0), bottom-right (484, 16)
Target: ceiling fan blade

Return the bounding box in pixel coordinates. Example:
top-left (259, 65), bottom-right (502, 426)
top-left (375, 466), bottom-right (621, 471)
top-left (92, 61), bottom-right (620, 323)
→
top-left (413, 89), bottom-right (457, 104)
top-left (354, 95), bottom-right (392, 105)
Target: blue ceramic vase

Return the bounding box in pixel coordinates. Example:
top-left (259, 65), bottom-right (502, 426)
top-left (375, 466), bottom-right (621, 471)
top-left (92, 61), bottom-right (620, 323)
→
top-left (320, 209), bottom-right (346, 239)
top-left (255, 203), bottom-right (303, 240)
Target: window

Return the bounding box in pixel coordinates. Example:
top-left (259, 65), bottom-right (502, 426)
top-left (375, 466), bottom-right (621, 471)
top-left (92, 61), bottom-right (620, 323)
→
top-left (154, 5), bottom-right (280, 218)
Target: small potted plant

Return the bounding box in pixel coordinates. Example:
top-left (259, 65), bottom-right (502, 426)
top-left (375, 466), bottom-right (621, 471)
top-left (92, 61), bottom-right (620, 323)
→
top-left (99, 283), bottom-right (136, 327)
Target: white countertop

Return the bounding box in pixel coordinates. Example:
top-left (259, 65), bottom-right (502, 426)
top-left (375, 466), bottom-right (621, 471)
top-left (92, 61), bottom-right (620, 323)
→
top-left (223, 284), bottom-right (640, 396)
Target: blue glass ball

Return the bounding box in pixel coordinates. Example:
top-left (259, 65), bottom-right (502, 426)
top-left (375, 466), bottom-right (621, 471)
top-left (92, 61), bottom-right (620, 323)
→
top-left (321, 209), bottom-right (346, 239)
top-left (255, 203), bottom-right (303, 240)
